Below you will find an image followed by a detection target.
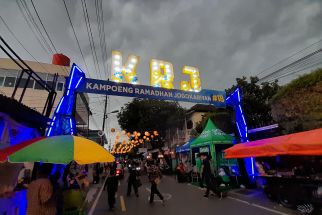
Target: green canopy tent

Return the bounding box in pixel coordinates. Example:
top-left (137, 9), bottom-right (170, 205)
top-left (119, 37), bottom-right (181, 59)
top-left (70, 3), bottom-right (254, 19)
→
top-left (190, 119), bottom-right (235, 171)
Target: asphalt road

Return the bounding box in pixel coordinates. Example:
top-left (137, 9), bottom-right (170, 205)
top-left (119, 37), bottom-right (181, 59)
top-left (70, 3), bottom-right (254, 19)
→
top-left (93, 174), bottom-right (296, 215)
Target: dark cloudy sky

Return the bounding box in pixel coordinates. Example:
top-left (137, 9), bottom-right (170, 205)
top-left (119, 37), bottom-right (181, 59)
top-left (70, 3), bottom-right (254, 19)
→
top-left (1, 0), bottom-right (322, 132)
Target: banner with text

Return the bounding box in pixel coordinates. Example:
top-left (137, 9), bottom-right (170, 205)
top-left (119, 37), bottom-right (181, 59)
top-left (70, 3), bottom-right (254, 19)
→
top-left (78, 78), bottom-right (226, 108)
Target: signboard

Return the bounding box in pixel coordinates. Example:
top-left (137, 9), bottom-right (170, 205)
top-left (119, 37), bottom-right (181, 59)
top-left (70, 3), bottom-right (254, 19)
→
top-left (78, 78), bottom-right (226, 108)
top-left (199, 147), bottom-right (209, 153)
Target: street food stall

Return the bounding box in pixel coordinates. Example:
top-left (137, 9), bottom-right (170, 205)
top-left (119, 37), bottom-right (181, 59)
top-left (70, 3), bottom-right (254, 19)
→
top-left (176, 138), bottom-right (194, 164)
top-left (225, 128), bottom-right (322, 213)
top-left (190, 119), bottom-right (238, 174)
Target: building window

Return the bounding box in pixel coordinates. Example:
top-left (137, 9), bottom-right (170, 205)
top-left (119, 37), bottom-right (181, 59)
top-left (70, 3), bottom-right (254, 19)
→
top-left (46, 81), bottom-right (55, 89)
top-left (17, 78), bottom-right (34, 88)
top-left (34, 72), bottom-right (47, 90)
top-left (0, 77), bottom-right (4, 86)
top-left (34, 81), bottom-right (45, 90)
top-left (56, 82), bottom-right (64, 91)
top-left (4, 77), bottom-right (16, 87)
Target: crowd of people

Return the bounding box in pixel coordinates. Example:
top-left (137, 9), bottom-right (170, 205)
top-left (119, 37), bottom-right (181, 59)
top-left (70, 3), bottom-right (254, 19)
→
top-left (103, 158), bottom-right (165, 211)
top-left (25, 162), bottom-right (93, 215)
top-left (22, 153), bottom-right (231, 214)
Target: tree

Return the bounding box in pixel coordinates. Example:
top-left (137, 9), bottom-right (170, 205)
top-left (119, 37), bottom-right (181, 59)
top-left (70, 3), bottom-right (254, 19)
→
top-left (117, 99), bottom-right (185, 137)
top-left (226, 76), bottom-right (279, 129)
top-left (190, 109), bottom-right (235, 137)
top-left (270, 68), bottom-right (322, 134)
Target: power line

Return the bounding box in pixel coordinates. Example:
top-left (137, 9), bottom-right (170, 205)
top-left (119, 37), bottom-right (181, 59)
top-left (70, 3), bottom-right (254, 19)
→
top-left (61, 0), bottom-right (90, 75)
top-left (30, 0), bottom-right (58, 53)
top-left (259, 48), bottom-right (322, 82)
top-left (16, 0), bottom-right (53, 55)
top-left (256, 38), bottom-right (322, 77)
top-left (29, 0), bottom-right (70, 76)
top-left (80, 0), bottom-right (102, 79)
top-left (80, 0), bottom-right (105, 112)
top-left (20, 0), bottom-right (54, 54)
top-left (265, 52), bottom-right (322, 82)
top-left (18, 0), bottom-right (69, 76)
top-left (94, 0), bottom-right (109, 79)
top-left (267, 61), bottom-right (322, 83)
top-left (0, 15), bottom-right (53, 76)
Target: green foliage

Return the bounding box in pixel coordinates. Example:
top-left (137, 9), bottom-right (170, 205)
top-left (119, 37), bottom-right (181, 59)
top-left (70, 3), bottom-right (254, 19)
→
top-left (270, 68), bottom-right (322, 133)
top-left (117, 99), bottom-right (185, 137)
top-left (226, 76), bottom-right (279, 129)
top-left (271, 68), bottom-right (322, 102)
top-left (190, 109), bottom-right (234, 137)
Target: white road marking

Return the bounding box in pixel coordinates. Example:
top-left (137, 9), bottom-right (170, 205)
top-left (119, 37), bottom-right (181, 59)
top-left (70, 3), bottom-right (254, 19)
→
top-left (88, 176), bottom-right (108, 215)
top-left (228, 197), bottom-right (289, 215)
top-left (251, 204), bottom-right (289, 215)
top-left (228, 196), bottom-right (251, 205)
top-left (190, 184), bottom-right (289, 215)
top-left (120, 196), bottom-right (126, 212)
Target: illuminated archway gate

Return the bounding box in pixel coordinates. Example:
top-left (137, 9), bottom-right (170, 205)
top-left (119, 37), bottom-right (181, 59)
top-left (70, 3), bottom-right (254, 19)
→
top-left (47, 64), bottom-right (253, 176)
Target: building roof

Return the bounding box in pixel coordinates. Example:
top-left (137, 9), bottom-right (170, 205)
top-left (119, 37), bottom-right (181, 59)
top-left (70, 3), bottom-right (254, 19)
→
top-left (0, 94), bottom-right (49, 129)
top-left (0, 58), bottom-right (69, 76)
top-left (186, 104), bottom-right (217, 115)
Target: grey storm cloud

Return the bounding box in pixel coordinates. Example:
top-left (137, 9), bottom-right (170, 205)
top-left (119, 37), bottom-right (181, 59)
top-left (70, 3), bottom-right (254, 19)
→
top-left (1, 0), bottom-right (322, 130)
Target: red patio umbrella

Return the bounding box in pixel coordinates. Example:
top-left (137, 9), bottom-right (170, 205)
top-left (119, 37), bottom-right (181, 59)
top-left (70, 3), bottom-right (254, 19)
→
top-left (224, 128), bottom-right (322, 159)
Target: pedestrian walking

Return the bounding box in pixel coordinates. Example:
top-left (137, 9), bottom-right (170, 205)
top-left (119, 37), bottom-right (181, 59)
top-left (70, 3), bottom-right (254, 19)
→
top-left (201, 154), bottom-right (218, 198)
top-left (127, 160), bottom-right (139, 197)
top-left (104, 163), bottom-right (119, 211)
top-left (26, 164), bottom-right (56, 215)
top-left (147, 160), bottom-right (164, 204)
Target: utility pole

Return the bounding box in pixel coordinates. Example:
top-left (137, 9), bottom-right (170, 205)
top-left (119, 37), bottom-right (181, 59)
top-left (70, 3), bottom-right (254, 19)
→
top-left (101, 95), bottom-right (108, 145)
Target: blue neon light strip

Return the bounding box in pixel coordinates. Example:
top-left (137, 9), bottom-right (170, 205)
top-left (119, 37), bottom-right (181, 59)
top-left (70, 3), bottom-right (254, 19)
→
top-left (69, 118), bottom-right (74, 135)
top-left (67, 66), bottom-right (76, 96)
top-left (75, 76), bottom-right (83, 89)
top-left (55, 97), bottom-right (65, 114)
top-left (251, 157), bottom-right (254, 176)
